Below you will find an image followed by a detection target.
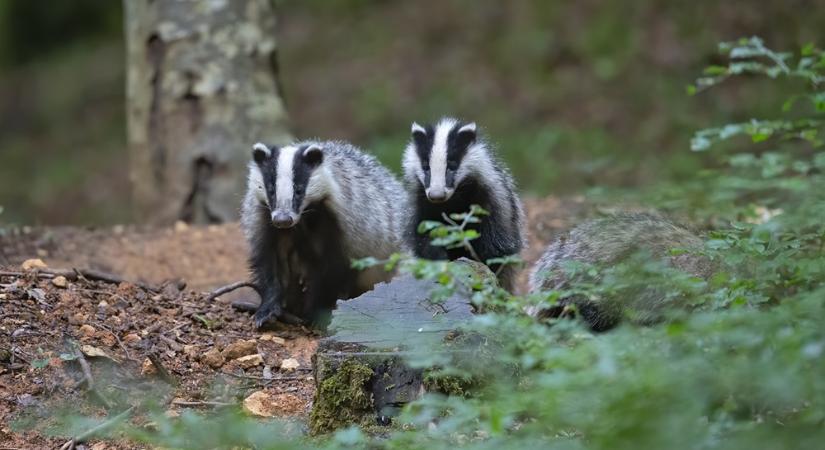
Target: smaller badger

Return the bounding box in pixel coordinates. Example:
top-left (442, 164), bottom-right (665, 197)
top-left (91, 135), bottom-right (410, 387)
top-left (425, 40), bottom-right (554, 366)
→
top-left (529, 212), bottom-right (713, 331)
top-left (241, 141), bottom-right (407, 328)
top-left (403, 117), bottom-right (526, 291)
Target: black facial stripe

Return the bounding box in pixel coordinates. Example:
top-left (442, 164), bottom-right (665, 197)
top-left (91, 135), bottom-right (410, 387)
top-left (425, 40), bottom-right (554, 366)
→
top-left (258, 146), bottom-right (279, 207)
top-left (290, 145), bottom-right (317, 212)
top-left (446, 122), bottom-right (474, 171)
top-left (445, 169), bottom-right (455, 188)
top-left (413, 124), bottom-right (435, 169)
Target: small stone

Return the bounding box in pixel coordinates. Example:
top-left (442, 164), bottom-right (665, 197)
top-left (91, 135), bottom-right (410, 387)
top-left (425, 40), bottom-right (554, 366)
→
top-left (242, 390), bottom-right (274, 417)
top-left (98, 300), bottom-right (109, 308)
top-left (221, 339), bottom-right (257, 360)
top-left (280, 358), bottom-right (300, 371)
top-left (183, 345), bottom-right (198, 357)
top-left (236, 353), bottom-right (264, 369)
top-left (164, 409), bottom-right (181, 419)
top-left (80, 345), bottom-right (110, 359)
top-left (78, 324), bottom-right (96, 336)
top-left (174, 220), bottom-right (189, 233)
top-left (51, 276), bottom-right (68, 288)
top-left (201, 348), bottom-right (225, 369)
top-left (141, 358), bottom-right (157, 376)
top-left (112, 224), bottom-right (125, 235)
top-left (259, 333), bottom-right (286, 345)
top-left (96, 331), bottom-right (117, 347)
top-left (123, 333), bottom-right (141, 344)
top-left (21, 258), bottom-right (47, 270)
top-left (68, 313), bottom-right (88, 325)
top-left (0, 293), bottom-right (7, 300)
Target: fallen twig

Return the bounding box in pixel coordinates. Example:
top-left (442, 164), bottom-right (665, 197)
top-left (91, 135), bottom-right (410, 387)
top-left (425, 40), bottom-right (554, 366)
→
top-left (205, 280), bottom-right (257, 302)
top-left (157, 334), bottom-right (183, 352)
top-left (1, 267), bottom-right (159, 292)
top-left (0, 271), bottom-right (29, 278)
top-left (94, 322), bottom-right (134, 362)
top-left (71, 341), bottom-right (113, 410)
top-left (58, 405), bottom-right (136, 450)
top-left (73, 343), bottom-right (95, 388)
top-left (220, 370), bottom-right (309, 382)
top-left (171, 399), bottom-right (233, 408)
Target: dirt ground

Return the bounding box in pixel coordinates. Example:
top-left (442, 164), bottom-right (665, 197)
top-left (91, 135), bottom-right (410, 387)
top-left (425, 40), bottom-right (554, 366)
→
top-left (0, 196), bottom-right (585, 449)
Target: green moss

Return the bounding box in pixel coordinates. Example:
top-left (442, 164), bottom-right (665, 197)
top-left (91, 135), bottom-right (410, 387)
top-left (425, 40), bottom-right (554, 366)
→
top-left (309, 358), bottom-right (375, 435)
top-left (422, 370), bottom-right (474, 397)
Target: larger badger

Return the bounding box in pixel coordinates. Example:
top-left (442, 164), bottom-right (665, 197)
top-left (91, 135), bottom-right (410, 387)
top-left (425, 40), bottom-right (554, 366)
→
top-left (403, 117), bottom-right (526, 292)
top-left (241, 141), bottom-right (407, 328)
top-left (529, 212), bottom-right (713, 331)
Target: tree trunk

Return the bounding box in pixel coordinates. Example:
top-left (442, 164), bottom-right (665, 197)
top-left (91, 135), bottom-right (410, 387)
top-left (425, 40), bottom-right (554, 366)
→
top-left (124, 0), bottom-right (291, 224)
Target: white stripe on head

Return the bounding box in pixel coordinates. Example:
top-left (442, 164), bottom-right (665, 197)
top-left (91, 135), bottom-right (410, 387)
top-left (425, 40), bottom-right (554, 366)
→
top-left (275, 145), bottom-right (299, 213)
top-left (429, 118), bottom-right (457, 192)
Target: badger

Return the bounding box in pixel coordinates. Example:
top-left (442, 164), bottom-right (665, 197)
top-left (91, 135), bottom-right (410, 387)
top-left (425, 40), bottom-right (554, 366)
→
top-left (402, 117), bottom-right (526, 292)
top-left (241, 140), bottom-right (407, 328)
top-left (529, 212), bottom-right (713, 331)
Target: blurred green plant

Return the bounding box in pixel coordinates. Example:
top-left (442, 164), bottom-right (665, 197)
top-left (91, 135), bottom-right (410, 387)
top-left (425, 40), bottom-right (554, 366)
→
top-left (35, 38), bottom-right (825, 450)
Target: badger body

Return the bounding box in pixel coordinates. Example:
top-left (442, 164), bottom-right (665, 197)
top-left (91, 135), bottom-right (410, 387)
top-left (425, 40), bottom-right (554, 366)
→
top-left (403, 117), bottom-right (526, 292)
top-left (241, 140), bottom-right (406, 327)
top-left (529, 212), bottom-right (712, 331)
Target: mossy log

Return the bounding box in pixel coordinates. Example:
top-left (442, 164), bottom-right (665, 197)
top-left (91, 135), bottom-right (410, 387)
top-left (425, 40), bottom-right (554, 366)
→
top-left (310, 271), bottom-right (484, 434)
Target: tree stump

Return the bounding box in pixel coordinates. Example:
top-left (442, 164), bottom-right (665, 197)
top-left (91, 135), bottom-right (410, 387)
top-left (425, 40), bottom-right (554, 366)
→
top-left (310, 273), bottom-right (478, 434)
top-left (124, 0), bottom-right (292, 224)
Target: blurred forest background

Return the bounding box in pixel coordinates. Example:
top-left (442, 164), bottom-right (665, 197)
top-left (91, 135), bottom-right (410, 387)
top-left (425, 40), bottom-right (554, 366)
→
top-left (1, 0), bottom-right (824, 225)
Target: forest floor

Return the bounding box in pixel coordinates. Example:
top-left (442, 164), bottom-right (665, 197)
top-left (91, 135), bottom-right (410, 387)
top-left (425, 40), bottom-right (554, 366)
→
top-left (0, 196), bottom-right (586, 449)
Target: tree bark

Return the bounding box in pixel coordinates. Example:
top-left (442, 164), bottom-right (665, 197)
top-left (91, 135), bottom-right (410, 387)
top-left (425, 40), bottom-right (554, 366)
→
top-left (124, 0), bottom-right (291, 224)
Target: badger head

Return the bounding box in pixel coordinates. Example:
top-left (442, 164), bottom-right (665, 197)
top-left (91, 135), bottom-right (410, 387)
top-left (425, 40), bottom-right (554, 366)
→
top-left (249, 142), bottom-right (325, 228)
top-left (403, 118), bottom-right (478, 203)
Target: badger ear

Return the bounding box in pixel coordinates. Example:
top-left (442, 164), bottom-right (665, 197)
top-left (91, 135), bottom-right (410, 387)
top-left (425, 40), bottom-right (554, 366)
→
top-left (303, 144), bottom-right (324, 167)
top-left (252, 143), bottom-right (271, 164)
top-left (456, 122), bottom-right (477, 147)
top-left (411, 122), bottom-right (427, 138)
top-left (457, 122), bottom-right (477, 137)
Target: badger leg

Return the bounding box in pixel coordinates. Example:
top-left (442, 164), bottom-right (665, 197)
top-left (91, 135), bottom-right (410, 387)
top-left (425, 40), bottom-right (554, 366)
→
top-left (249, 227), bottom-right (286, 329)
top-left (411, 231), bottom-right (449, 260)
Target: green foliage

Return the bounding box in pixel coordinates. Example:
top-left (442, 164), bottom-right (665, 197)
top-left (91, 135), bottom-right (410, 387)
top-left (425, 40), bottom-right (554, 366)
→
top-left (41, 38), bottom-right (825, 450)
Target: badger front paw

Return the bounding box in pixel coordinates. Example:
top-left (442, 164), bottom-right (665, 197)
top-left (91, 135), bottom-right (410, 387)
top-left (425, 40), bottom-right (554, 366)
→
top-left (253, 301), bottom-right (284, 329)
top-left (253, 302), bottom-right (307, 329)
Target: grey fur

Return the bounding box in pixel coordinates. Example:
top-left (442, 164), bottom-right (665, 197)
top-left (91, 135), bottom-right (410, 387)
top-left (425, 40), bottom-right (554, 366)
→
top-left (241, 140), bottom-right (407, 326)
top-left (529, 212), bottom-right (712, 331)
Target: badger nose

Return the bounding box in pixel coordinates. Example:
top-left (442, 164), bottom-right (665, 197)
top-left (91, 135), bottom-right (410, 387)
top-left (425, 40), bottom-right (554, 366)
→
top-left (426, 188), bottom-right (448, 203)
top-left (271, 211), bottom-right (295, 228)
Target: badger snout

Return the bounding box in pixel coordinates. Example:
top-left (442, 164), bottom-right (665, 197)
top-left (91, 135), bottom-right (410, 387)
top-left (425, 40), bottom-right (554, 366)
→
top-left (426, 187), bottom-right (453, 203)
top-left (271, 210), bottom-right (297, 228)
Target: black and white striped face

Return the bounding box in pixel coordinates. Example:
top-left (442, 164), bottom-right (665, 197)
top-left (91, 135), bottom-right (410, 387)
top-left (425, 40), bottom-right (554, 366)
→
top-left (249, 143), bottom-right (325, 228)
top-left (403, 118), bottom-right (477, 203)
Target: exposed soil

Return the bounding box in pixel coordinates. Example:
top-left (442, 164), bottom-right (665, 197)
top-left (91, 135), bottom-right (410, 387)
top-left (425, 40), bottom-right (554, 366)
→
top-left (0, 196), bottom-right (585, 449)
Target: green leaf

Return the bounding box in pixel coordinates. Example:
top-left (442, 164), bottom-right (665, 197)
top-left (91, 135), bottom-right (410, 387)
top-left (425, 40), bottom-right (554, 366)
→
top-left (801, 42), bottom-right (816, 56)
top-left (31, 358), bottom-right (50, 369)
